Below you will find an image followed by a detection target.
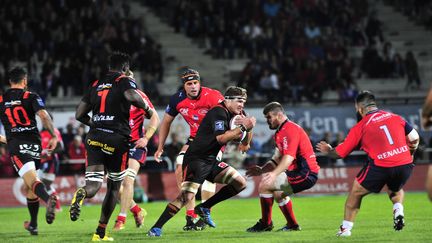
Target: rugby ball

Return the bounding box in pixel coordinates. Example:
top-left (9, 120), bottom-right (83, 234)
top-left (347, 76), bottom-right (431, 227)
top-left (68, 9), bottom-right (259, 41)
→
top-left (230, 115), bottom-right (247, 142)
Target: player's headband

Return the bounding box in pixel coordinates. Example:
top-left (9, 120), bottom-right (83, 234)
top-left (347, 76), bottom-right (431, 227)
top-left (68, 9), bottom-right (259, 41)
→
top-left (181, 74), bottom-right (200, 83)
top-left (225, 95), bottom-right (247, 101)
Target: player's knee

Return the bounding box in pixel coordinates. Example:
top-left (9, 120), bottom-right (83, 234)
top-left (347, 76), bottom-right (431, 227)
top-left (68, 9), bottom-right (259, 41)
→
top-left (85, 181), bottom-right (102, 198)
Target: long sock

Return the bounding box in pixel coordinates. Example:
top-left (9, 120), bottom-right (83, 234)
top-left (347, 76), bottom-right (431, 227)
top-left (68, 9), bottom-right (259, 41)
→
top-left (342, 220), bottom-right (353, 230)
top-left (260, 194), bottom-right (274, 226)
top-left (278, 197), bottom-right (298, 227)
top-left (201, 185), bottom-right (243, 209)
top-left (186, 210), bottom-right (197, 218)
top-left (96, 222), bottom-right (107, 238)
top-left (130, 204), bottom-right (141, 216)
top-left (116, 215), bottom-right (126, 223)
top-left (393, 202), bottom-right (404, 216)
top-left (153, 203), bottom-right (180, 229)
top-left (32, 181), bottom-right (49, 203)
top-left (27, 198), bottom-right (39, 227)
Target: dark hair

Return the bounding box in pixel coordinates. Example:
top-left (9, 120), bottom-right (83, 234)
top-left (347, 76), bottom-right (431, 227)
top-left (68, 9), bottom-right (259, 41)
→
top-left (109, 52), bottom-right (130, 71)
top-left (263, 102), bottom-right (284, 115)
top-left (355, 90), bottom-right (377, 108)
top-left (179, 66), bottom-right (200, 83)
top-left (224, 86), bottom-right (247, 99)
top-left (8, 67), bottom-right (27, 84)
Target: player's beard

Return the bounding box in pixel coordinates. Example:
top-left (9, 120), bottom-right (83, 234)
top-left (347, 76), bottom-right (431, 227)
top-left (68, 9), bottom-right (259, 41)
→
top-left (356, 111), bottom-right (362, 122)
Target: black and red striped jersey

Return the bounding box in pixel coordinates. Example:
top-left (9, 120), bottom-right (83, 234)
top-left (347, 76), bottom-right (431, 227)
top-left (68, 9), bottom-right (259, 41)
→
top-left (82, 71), bottom-right (137, 137)
top-left (0, 88), bottom-right (45, 143)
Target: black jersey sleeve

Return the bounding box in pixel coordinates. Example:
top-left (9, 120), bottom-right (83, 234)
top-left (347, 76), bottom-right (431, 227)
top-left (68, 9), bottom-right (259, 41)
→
top-left (209, 107), bottom-right (229, 137)
top-left (118, 77), bottom-right (138, 93)
top-left (82, 82), bottom-right (93, 104)
top-left (31, 93), bottom-right (46, 112)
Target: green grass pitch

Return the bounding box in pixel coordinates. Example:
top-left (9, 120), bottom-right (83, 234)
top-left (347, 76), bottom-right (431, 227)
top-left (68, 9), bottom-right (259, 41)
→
top-left (0, 193), bottom-right (431, 242)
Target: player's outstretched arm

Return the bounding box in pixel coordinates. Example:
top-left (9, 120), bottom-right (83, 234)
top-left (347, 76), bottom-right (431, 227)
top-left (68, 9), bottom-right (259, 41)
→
top-left (37, 109), bottom-right (58, 153)
top-left (135, 107), bottom-right (160, 149)
top-left (154, 114), bottom-right (175, 162)
top-left (124, 89), bottom-right (153, 118)
top-left (316, 141), bottom-right (342, 159)
top-left (75, 100), bottom-right (93, 127)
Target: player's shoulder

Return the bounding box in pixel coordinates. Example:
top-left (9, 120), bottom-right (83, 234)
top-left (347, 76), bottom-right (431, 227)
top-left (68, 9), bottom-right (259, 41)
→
top-left (201, 87), bottom-right (223, 97)
top-left (170, 89), bottom-right (188, 103)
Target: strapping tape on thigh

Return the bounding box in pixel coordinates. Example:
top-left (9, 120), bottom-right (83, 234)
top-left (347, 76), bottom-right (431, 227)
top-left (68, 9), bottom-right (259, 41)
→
top-left (85, 171), bottom-right (104, 182)
top-left (181, 181), bottom-right (200, 194)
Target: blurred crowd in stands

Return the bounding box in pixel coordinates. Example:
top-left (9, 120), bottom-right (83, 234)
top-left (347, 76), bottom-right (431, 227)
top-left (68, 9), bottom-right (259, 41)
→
top-left (388, 0), bottom-right (432, 30)
top-left (0, 0), bottom-right (162, 102)
top-left (149, 0), bottom-right (423, 102)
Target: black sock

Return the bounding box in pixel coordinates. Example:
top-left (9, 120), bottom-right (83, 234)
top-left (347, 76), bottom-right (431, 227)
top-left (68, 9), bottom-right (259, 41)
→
top-left (201, 184), bottom-right (244, 209)
top-left (27, 198), bottom-right (39, 227)
top-left (153, 203), bottom-right (180, 229)
top-left (32, 181), bottom-right (49, 203)
top-left (96, 222), bottom-right (107, 238)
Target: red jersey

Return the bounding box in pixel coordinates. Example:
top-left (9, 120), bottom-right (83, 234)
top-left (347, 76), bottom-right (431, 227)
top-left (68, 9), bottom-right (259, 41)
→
top-left (40, 128), bottom-right (63, 162)
top-left (335, 110), bottom-right (413, 167)
top-left (129, 89), bottom-right (154, 142)
top-left (165, 87), bottom-right (224, 138)
top-left (275, 120), bottom-right (320, 173)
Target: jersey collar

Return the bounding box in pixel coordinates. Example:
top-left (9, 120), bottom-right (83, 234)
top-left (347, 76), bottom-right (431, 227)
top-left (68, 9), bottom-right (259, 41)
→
top-left (276, 119), bottom-right (289, 132)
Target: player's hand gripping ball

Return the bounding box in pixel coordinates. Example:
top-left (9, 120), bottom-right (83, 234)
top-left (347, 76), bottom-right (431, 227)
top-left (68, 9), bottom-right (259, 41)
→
top-left (230, 115), bottom-right (247, 143)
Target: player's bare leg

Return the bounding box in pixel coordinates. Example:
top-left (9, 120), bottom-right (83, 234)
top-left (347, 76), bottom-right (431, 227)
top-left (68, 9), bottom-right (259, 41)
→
top-left (196, 166), bottom-right (247, 228)
top-left (337, 180), bottom-right (370, 237)
top-left (114, 159), bottom-right (146, 231)
top-left (388, 189), bottom-right (405, 231)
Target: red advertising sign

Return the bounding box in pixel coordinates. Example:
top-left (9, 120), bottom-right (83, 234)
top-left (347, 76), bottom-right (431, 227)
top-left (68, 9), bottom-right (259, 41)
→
top-left (0, 164), bottom-right (429, 207)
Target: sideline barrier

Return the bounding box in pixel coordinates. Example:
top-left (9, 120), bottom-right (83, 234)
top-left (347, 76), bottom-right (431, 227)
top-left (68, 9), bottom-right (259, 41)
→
top-left (0, 164), bottom-right (429, 207)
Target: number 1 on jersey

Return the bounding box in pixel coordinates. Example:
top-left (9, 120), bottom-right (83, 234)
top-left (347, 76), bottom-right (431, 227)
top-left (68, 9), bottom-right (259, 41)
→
top-left (379, 125), bottom-right (394, 145)
top-left (97, 90), bottom-right (109, 113)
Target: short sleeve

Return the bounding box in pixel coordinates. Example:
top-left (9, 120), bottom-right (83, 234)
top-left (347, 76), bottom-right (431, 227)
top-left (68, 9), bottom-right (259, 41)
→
top-left (31, 93), bottom-right (45, 112)
top-left (119, 77), bottom-right (137, 93)
top-left (335, 124), bottom-right (362, 158)
top-left (165, 93), bottom-right (181, 117)
top-left (209, 107), bottom-right (229, 137)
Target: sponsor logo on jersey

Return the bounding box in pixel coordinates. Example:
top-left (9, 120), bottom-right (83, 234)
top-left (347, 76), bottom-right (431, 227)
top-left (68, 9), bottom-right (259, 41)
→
top-left (215, 120), bottom-right (224, 131)
top-left (180, 108), bottom-right (189, 115)
top-left (376, 145), bottom-right (408, 160)
top-left (193, 115), bottom-right (199, 121)
top-left (282, 136), bottom-right (288, 150)
top-left (11, 126), bottom-right (37, 133)
top-left (93, 114), bottom-right (115, 121)
top-left (129, 81), bottom-right (137, 88)
top-left (217, 162), bottom-right (229, 168)
top-left (4, 100), bottom-right (21, 107)
top-left (36, 98), bottom-right (45, 107)
top-left (198, 109), bottom-right (208, 115)
top-left (96, 83), bottom-right (112, 91)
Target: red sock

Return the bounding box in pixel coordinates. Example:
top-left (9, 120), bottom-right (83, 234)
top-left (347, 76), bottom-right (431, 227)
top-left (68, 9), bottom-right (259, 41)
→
top-left (116, 215), bottom-right (126, 223)
top-left (278, 198), bottom-right (298, 227)
top-left (186, 209), bottom-right (197, 218)
top-left (130, 205), bottom-right (141, 215)
top-left (260, 194), bottom-right (274, 225)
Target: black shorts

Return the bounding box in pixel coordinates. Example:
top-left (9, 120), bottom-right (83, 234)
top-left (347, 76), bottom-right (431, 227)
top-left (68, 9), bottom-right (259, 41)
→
top-left (8, 139), bottom-right (41, 172)
top-left (356, 163), bottom-right (414, 193)
top-left (129, 146), bottom-right (147, 164)
top-left (85, 130), bottom-right (129, 173)
top-left (286, 170), bottom-right (318, 193)
top-left (183, 155), bottom-right (228, 184)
